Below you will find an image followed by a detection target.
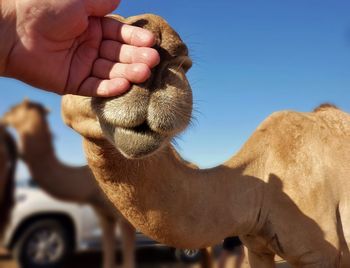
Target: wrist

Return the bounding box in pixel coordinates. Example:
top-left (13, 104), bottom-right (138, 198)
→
top-left (0, 0), bottom-right (16, 76)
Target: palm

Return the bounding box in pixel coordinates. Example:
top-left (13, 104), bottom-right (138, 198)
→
top-left (4, 0), bottom-right (159, 96)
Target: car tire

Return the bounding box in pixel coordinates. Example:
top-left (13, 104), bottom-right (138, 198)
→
top-left (13, 219), bottom-right (72, 268)
top-left (175, 248), bottom-right (202, 263)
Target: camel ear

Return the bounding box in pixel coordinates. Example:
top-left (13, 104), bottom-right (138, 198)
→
top-left (61, 95), bottom-right (104, 140)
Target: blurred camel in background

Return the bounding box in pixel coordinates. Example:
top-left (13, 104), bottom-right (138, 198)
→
top-left (0, 125), bottom-right (17, 239)
top-left (2, 100), bottom-right (136, 268)
top-left (63, 13), bottom-right (350, 268)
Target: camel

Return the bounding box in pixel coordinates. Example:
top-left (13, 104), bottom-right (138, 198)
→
top-left (0, 125), bottom-right (17, 239)
top-left (61, 14), bottom-right (350, 268)
top-left (2, 100), bottom-right (136, 268)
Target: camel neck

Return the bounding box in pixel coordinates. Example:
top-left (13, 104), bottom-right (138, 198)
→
top-left (84, 139), bottom-right (266, 248)
top-left (14, 116), bottom-right (97, 202)
top-left (19, 120), bottom-right (56, 163)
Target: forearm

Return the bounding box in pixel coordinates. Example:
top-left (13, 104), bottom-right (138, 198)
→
top-left (0, 0), bottom-right (16, 76)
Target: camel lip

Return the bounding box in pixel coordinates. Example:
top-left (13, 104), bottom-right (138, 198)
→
top-left (126, 122), bottom-right (153, 135)
top-left (115, 125), bottom-right (163, 142)
top-left (100, 118), bottom-right (157, 138)
top-left (112, 126), bottom-right (166, 159)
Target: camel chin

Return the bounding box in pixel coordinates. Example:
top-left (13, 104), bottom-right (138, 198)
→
top-left (91, 14), bottom-right (193, 159)
top-left (98, 116), bottom-right (167, 159)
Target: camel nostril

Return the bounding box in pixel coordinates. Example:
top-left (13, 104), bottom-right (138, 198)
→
top-left (175, 44), bottom-right (189, 57)
top-left (178, 56), bottom-right (192, 72)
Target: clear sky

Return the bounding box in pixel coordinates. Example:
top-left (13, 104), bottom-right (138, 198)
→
top-left (1, 0), bottom-right (350, 180)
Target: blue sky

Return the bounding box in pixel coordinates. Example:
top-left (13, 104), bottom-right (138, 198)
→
top-left (1, 0), bottom-right (350, 179)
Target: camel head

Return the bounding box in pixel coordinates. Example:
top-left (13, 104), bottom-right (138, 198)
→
top-left (90, 14), bottom-right (193, 159)
top-left (2, 99), bottom-right (49, 130)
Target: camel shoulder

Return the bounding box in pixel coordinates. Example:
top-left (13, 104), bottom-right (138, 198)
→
top-left (256, 110), bottom-right (312, 135)
top-left (234, 110), bottom-right (309, 164)
top-left (236, 106), bottom-right (350, 182)
top-left (248, 111), bottom-right (320, 162)
top-left (257, 105), bottom-right (350, 135)
top-left (248, 107), bottom-right (350, 162)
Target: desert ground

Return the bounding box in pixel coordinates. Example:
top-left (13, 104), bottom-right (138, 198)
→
top-left (0, 247), bottom-right (290, 268)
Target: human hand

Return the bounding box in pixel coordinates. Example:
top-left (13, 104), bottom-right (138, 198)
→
top-left (0, 0), bottom-right (160, 96)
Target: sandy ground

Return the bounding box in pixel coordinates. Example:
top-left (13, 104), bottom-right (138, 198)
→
top-left (0, 247), bottom-right (290, 268)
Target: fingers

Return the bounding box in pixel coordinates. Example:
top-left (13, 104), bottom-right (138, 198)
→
top-left (85, 0), bottom-right (120, 16)
top-left (102, 17), bottom-right (156, 47)
top-left (92, 59), bottom-right (151, 83)
top-left (75, 58), bottom-right (151, 97)
top-left (100, 40), bottom-right (160, 67)
top-left (77, 59), bottom-right (151, 97)
top-left (78, 77), bottom-right (130, 97)
top-left (75, 15), bottom-right (160, 97)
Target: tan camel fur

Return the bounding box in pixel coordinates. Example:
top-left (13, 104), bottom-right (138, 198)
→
top-left (2, 100), bottom-right (136, 268)
top-left (0, 125), bottom-right (17, 239)
top-left (62, 14), bottom-right (350, 268)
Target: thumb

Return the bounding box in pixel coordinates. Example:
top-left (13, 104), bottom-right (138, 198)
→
top-left (84, 0), bottom-right (120, 16)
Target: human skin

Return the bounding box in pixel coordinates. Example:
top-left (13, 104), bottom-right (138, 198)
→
top-left (0, 0), bottom-right (160, 96)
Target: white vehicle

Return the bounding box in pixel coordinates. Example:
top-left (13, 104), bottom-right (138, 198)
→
top-left (2, 180), bottom-right (201, 268)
